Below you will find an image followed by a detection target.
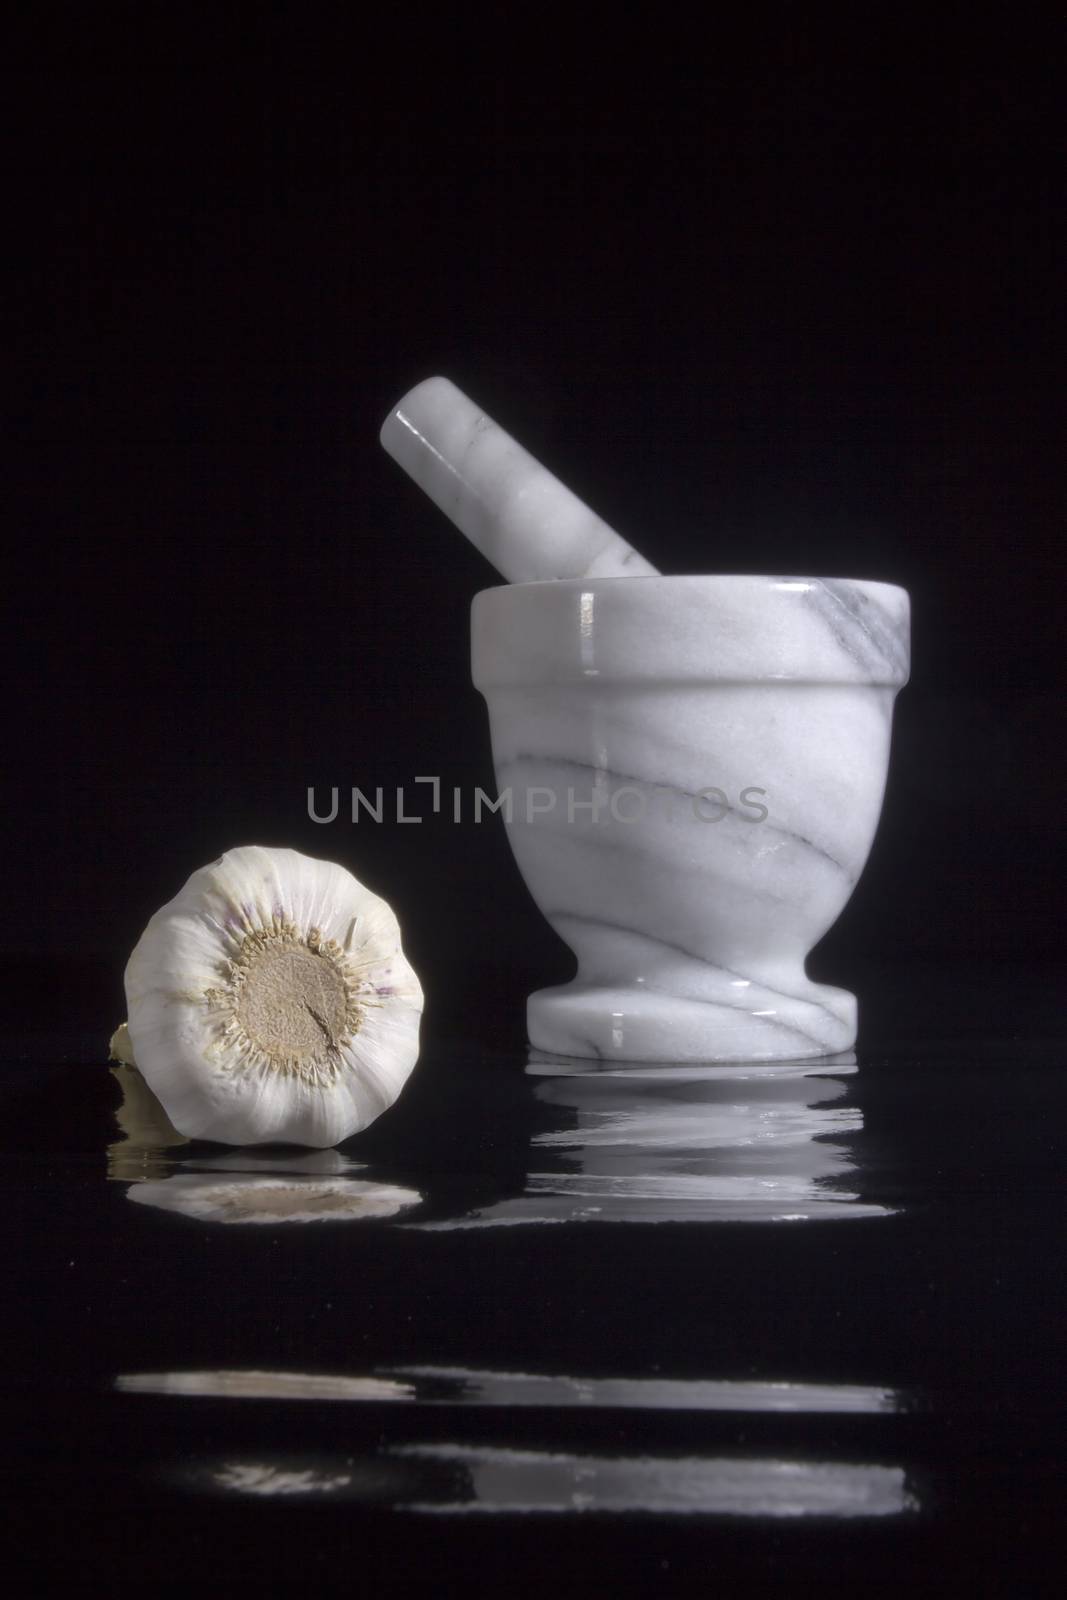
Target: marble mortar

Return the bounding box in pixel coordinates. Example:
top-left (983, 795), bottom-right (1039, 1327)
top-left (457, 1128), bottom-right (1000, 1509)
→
top-left (472, 574), bottom-right (910, 1062)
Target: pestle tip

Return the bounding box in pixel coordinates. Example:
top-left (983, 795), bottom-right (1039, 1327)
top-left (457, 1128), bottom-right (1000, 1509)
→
top-left (379, 375), bottom-right (457, 459)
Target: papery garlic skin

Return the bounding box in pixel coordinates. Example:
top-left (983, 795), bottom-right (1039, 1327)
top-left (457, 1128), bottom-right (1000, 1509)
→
top-left (124, 846), bottom-right (423, 1147)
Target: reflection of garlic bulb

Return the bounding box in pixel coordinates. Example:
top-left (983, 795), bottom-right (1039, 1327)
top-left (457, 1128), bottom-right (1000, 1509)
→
top-left (127, 1173), bottom-right (421, 1224)
top-left (124, 846), bottom-right (423, 1147)
top-left (107, 1063), bottom-right (190, 1182)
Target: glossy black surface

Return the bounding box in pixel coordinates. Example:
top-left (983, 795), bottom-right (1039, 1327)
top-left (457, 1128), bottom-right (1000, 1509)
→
top-left (4, 1026), bottom-right (1063, 1590)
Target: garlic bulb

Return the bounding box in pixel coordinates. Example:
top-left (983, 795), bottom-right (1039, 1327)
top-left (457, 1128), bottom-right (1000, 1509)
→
top-left (124, 846), bottom-right (423, 1147)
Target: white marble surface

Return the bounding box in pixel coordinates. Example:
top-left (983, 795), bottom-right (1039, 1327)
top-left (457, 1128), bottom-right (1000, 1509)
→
top-left (380, 376), bottom-right (658, 582)
top-left (472, 576), bottom-right (910, 1062)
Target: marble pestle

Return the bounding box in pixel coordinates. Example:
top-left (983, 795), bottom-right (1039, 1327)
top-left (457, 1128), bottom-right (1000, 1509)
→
top-left (380, 376), bottom-right (658, 583)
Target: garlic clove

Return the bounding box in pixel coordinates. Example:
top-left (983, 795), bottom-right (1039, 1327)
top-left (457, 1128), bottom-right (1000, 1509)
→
top-left (109, 1022), bottom-right (137, 1067)
top-left (123, 846), bottom-right (423, 1148)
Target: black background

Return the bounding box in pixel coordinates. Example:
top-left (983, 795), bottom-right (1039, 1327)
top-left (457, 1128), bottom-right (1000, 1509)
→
top-left (8, 6), bottom-right (1063, 1047)
top-left (4, 12), bottom-right (1065, 1592)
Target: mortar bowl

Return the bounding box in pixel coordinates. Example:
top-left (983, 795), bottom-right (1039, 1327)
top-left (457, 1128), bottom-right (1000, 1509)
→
top-left (472, 576), bottom-right (910, 1062)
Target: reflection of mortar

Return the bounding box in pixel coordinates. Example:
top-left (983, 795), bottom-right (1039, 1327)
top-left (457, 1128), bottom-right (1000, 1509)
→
top-left (473, 577), bottom-right (909, 1062)
top-left (420, 1054), bottom-right (890, 1225)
